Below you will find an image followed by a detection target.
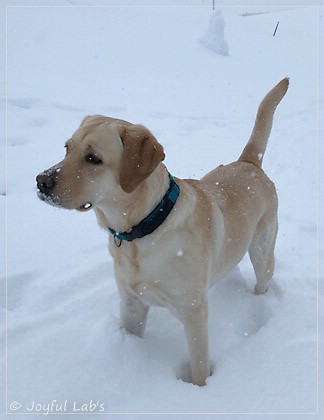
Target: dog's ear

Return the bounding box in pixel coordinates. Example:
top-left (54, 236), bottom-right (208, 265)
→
top-left (118, 125), bottom-right (165, 193)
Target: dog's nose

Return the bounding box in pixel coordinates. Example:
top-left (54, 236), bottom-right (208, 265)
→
top-left (36, 173), bottom-right (56, 194)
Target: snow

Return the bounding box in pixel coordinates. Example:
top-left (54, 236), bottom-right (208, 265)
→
top-left (1, 0), bottom-right (324, 418)
top-left (198, 10), bottom-right (229, 55)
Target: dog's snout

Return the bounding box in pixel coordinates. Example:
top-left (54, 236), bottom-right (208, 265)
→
top-left (36, 173), bottom-right (56, 194)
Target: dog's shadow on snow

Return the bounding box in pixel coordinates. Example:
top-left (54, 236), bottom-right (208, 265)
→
top-left (209, 265), bottom-right (279, 346)
top-left (212, 266), bottom-right (273, 333)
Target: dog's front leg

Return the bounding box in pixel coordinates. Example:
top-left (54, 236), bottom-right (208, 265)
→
top-left (181, 302), bottom-right (211, 386)
top-left (119, 292), bottom-right (149, 338)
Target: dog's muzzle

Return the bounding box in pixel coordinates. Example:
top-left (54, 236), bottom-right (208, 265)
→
top-left (36, 172), bottom-right (93, 211)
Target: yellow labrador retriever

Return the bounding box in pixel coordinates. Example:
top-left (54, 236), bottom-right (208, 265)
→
top-left (36, 78), bottom-right (289, 386)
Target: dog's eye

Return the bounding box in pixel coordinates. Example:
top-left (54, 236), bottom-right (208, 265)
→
top-left (85, 154), bottom-right (103, 165)
top-left (64, 145), bottom-right (69, 155)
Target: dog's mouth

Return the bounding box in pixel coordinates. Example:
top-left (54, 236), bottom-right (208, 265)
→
top-left (37, 189), bottom-right (93, 212)
top-left (78, 203), bottom-right (93, 212)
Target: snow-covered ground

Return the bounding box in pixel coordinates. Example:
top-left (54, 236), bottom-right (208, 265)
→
top-left (1, 0), bottom-right (323, 418)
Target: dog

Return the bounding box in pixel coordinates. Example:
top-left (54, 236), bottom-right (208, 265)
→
top-left (36, 78), bottom-right (289, 386)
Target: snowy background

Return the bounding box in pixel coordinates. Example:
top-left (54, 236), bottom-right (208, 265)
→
top-left (1, 0), bottom-right (324, 418)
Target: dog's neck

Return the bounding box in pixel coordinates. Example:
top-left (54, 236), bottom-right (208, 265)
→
top-left (94, 164), bottom-right (170, 234)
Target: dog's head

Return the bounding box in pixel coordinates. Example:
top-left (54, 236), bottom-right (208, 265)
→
top-left (36, 115), bottom-right (165, 211)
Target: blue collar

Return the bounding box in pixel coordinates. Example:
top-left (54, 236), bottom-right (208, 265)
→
top-left (109, 173), bottom-right (180, 246)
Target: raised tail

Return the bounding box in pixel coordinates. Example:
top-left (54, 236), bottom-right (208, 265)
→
top-left (238, 78), bottom-right (289, 167)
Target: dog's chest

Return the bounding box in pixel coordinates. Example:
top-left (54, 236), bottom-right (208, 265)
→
top-left (110, 241), bottom-right (173, 307)
top-left (110, 240), bottom-right (187, 309)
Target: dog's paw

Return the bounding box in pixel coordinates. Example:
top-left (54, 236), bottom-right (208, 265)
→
top-left (254, 284), bottom-right (269, 295)
top-left (175, 361), bottom-right (214, 385)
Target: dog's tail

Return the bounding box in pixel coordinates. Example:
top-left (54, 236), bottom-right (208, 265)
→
top-left (238, 78), bottom-right (289, 168)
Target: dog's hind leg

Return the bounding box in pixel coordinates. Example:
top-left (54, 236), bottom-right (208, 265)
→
top-left (249, 215), bottom-right (278, 294)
